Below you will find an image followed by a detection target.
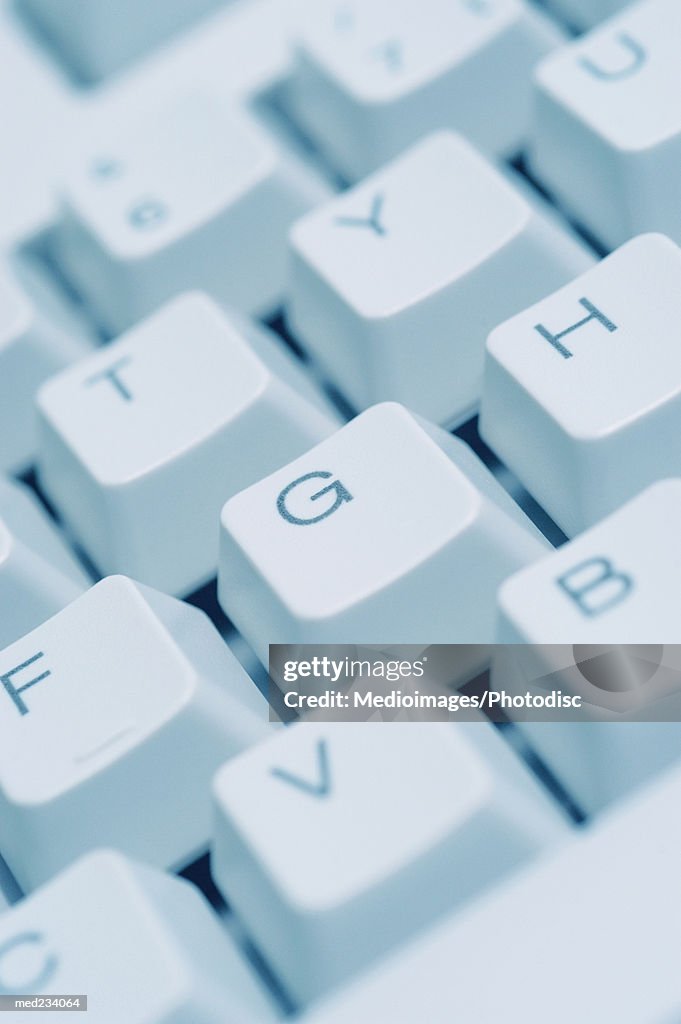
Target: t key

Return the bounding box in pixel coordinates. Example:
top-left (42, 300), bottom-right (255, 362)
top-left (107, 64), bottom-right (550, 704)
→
top-left (37, 292), bottom-right (340, 595)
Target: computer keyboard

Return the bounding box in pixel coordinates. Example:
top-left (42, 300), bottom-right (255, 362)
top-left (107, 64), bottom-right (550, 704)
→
top-left (0, 0), bottom-right (680, 1021)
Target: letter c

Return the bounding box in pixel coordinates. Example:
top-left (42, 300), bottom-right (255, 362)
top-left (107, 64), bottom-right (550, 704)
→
top-left (0, 933), bottom-right (58, 994)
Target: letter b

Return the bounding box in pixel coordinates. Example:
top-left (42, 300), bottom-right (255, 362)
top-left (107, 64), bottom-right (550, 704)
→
top-left (557, 557), bottom-right (633, 616)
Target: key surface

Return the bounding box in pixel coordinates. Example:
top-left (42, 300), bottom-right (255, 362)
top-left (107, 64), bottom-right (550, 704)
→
top-left (54, 96), bottom-right (329, 334)
top-left (288, 131), bottom-right (593, 425)
top-left (19, 0), bottom-right (231, 82)
top-left (0, 850), bottom-right (277, 1023)
top-left (495, 478), bottom-right (681, 813)
top-left (213, 720), bottom-right (568, 1002)
top-left (219, 402), bottom-right (548, 662)
top-left (299, 758), bottom-right (681, 1024)
top-left (531, 0), bottom-right (681, 248)
top-left (286, 0), bottom-right (562, 179)
top-left (37, 292), bottom-right (339, 595)
top-left (0, 476), bottom-right (88, 649)
top-left (480, 233), bottom-right (681, 535)
top-left (0, 575), bottom-right (269, 890)
top-left (0, 258), bottom-right (93, 473)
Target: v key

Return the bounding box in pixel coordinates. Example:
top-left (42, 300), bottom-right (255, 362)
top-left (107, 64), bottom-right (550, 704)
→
top-left (270, 739), bottom-right (332, 798)
top-left (335, 193), bottom-right (387, 236)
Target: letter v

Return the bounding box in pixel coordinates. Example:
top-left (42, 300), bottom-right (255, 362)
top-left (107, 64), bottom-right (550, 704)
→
top-left (335, 193), bottom-right (387, 236)
top-left (270, 739), bottom-right (332, 798)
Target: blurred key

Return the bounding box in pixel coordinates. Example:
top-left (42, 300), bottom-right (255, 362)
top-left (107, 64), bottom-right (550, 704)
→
top-left (213, 721), bottom-right (568, 1002)
top-left (531, 0), bottom-right (681, 249)
top-left (88, 0), bottom-right (302, 111)
top-left (19, 0), bottom-right (231, 82)
top-left (0, 4), bottom-right (82, 251)
top-left (218, 402), bottom-right (548, 663)
top-left (0, 575), bottom-right (268, 891)
top-left (299, 759), bottom-right (681, 1024)
top-left (480, 234), bottom-right (681, 536)
top-left (37, 292), bottom-right (340, 595)
top-left (285, 0), bottom-right (562, 180)
top-left (288, 131), bottom-right (593, 425)
top-left (53, 96), bottom-right (329, 334)
top-left (0, 475), bottom-right (88, 650)
top-left (0, 259), bottom-right (93, 474)
top-left (542, 0), bottom-right (632, 30)
top-left (495, 479), bottom-right (681, 814)
top-left (0, 850), bottom-right (276, 1022)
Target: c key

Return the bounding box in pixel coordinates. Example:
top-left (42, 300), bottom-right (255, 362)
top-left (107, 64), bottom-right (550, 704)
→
top-left (0, 850), bottom-right (276, 1022)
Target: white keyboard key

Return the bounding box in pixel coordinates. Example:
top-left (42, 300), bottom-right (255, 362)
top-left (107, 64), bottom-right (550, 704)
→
top-left (218, 402), bottom-right (548, 663)
top-left (53, 96), bottom-right (329, 334)
top-left (37, 293), bottom-right (340, 596)
top-left (495, 479), bottom-right (681, 813)
top-left (93, 0), bottom-right (301, 113)
top-left (0, 850), bottom-right (276, 1023)
top-left (288, 132), bottom-right (593, 426)
top-left (531, 0), bottom-right (681, 249)
top-left (0, 259), bottom-right (93, 473)
top-left (0, 3), bottom-right (83, 252)
top-left (299, 759), bottom-right (681, 1024)
top-left (286, 0), bottom-right (562, 179)
top-left (0, 575), bottom-right (268, 891)
top-left (0, 476), bottom-right (88, 650)
top-left (20, 0), bottom-right (230, 82)
top-left (480, 234), bottom-right (681, 536)
top-left (213, 720), bottom-right (568, 1003)
top-left (543, 0), bottom-right (631, 30)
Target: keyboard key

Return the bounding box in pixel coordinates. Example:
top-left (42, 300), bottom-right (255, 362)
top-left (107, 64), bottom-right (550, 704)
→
top-left (285, 0), bottom-right (562, 180)
top-left (531, 0), bottom-right (681, 249)
top-left (94, 0), bottom-right (300, 112)
top-left (212, 720), bottom-right (568, 1003)
top-left (288, 131), bottom-right (593, 425)
top-left (542, 0), bottom-right (631, 30)
top-left (480, 233), bottom-right (681, 536)
top-left (19, 0), bottom-right (230, 82)
top-left (37, 292), bottom-right (340, 595)
top-left (0, 476), bottom-right (88, 650)
top-left (53, 96), bottom-right (329, 334)
top-left (0, 849), bottom-right (276, 1022)
top-left (0, 5), bottom-right (84, 252)
top-left (218, 402), bottom-right (548, 663)
top-left (495, 479), bottom-right (681, 813)
top-left (299, 758), bottom-right (681, 1024)
top-left (0, 258), bottom-right (93, 473)
top-left (0, 0), bottom-right (305, 252)
top-left (0, 575), bottom-right (268, 891)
